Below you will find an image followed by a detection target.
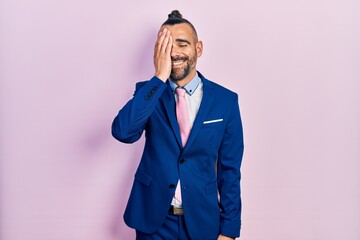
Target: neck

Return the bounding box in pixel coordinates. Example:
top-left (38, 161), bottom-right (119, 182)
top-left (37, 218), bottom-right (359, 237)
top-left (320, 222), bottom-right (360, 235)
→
top-left (174, 70), bottom-right (197, 87)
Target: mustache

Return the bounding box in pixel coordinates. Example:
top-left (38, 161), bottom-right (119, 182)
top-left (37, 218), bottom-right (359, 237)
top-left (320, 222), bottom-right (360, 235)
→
top-left (171, 57), bottom-right (188, 61)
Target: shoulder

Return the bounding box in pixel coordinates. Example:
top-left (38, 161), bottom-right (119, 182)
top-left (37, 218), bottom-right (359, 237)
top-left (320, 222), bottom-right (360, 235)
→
top-left (199, 72), bottom-right (238, 98)
top-left (133, 77), bottom-right (166, 95)
top-left (135, 80), bottom-right (149, 90)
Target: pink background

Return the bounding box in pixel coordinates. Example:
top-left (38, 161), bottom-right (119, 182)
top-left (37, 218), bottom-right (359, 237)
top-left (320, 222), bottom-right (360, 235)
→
top-left (1, 0), bottom-right (359, 240)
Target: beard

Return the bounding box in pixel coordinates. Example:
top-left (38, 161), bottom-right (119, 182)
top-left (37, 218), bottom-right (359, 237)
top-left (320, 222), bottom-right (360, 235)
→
top-left (170, 55), bottom-right (197, 81)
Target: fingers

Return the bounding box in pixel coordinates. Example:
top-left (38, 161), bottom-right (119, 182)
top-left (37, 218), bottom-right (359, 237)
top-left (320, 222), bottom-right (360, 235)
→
top-left (166, 34), bottom-right (172, 55)
top-left (160, 29), bottom-right (171, 53)
top-left (155, 29), bottom-right (172, 55)
top-left (154, 30), bottom-right (165, 54)
top-left (153, 28), bottom-right (172, 82)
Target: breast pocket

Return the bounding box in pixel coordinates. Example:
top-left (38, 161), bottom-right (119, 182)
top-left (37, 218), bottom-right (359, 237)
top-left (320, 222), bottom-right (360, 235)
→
top-left (202, 118), bottom-right (224, 128)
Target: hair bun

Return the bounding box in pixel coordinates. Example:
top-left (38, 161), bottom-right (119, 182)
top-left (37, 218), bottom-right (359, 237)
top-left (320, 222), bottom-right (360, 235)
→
top-left (168, 10), bottom-right (182, 19)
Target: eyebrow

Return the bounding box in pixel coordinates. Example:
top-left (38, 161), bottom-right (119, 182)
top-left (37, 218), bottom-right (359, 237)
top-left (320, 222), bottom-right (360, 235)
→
top-left (175, 39), bottom-right (191, 45)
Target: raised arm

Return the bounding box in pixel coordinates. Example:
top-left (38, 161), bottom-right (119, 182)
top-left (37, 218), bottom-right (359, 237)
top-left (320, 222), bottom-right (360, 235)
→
top-left (111, 28), bottom-right (173, 143)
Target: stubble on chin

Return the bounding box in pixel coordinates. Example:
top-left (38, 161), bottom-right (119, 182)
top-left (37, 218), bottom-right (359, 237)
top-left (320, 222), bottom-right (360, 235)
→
top-left (170, 59), bottom-right (196, 81)
top-left (171, 66), bottom-right (190, 81)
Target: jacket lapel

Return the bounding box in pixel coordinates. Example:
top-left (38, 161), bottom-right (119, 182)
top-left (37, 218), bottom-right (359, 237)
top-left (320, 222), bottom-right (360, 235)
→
top-left (160, 75), bottom-right (215, 151)
top-left (161, 82), bottom-right (182, 148)
top-left (183, 77), bottom-right (214, 153)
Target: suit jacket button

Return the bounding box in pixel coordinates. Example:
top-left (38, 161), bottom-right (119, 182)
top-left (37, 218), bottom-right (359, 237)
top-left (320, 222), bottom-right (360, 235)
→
top-left (180, 159), bottom-right (185, 164)
top-left (169, 184), bottom-right (175, 188)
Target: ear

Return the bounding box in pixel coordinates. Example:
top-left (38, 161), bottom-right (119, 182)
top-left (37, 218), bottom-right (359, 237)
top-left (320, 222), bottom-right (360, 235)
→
top-left (196, 40), bottom-right (203, 58)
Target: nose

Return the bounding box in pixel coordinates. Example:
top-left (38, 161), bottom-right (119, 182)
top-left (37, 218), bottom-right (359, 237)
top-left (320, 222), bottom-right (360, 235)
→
top-left (170, 44), bottom-right (180, 58)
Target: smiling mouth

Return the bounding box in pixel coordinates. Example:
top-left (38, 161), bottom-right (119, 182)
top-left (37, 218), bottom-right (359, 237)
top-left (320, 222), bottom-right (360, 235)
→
top-left (172, 60), bottom-right (186, 67)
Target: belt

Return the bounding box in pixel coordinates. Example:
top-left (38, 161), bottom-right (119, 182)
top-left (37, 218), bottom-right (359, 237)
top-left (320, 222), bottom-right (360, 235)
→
top-left (169, 206), bottom-right (184, 215)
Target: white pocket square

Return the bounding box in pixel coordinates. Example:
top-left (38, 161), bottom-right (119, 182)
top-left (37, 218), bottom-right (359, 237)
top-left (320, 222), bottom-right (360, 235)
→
top-left (203, 118), bottom-right (223, 124)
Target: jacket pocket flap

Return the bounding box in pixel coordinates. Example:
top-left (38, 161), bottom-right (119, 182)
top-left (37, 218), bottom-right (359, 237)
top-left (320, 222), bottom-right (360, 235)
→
top-left (205, 181), bottom-right (218, 194)
top-left (135, 171), bottom-right (152, 186)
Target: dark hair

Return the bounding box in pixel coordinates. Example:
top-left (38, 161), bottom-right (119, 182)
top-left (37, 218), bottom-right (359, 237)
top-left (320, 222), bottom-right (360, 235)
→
top-left (162, 10), bottom-right (198, 40)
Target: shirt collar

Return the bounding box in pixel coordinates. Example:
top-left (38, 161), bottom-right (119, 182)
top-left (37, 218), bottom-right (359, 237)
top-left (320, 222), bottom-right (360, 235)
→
top-left (168, 72), bottom-right (201, 96)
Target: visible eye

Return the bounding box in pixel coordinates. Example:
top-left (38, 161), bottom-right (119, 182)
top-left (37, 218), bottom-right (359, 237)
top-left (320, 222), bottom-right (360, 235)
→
top-left (179, 44), bottom-right (188, 48)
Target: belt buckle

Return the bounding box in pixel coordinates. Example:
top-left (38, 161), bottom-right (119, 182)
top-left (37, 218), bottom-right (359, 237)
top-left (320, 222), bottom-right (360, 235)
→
top-left (170, 206), bottom-right (184, 215)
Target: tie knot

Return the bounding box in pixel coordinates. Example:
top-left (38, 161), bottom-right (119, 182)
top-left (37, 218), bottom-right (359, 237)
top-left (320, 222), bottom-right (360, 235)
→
top-left (176, 88), bottom-right (186, 97)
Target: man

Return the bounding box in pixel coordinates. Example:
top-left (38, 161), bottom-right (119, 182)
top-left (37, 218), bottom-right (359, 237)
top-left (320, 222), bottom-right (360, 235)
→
top-left (112, 10), bottom-right (244, 240)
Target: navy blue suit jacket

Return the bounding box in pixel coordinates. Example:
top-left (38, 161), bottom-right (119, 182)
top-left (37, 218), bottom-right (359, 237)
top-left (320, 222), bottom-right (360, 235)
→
top-left (112, 72), bottom-right (244, 239)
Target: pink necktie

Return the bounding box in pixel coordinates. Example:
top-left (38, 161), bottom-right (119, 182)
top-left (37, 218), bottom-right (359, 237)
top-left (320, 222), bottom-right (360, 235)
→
top-left (176, 88), bottom-right (191, 147)
top-left (175, 88), bottom-right (190, 203)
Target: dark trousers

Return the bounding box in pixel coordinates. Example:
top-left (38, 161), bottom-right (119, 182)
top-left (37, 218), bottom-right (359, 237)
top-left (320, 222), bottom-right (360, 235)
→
top-left (136, 213), bottom-right (192, 240)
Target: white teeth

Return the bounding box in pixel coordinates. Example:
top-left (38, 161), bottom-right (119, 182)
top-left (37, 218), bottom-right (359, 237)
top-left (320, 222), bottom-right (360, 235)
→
top-left (172, 60), bottom-right (184, 66)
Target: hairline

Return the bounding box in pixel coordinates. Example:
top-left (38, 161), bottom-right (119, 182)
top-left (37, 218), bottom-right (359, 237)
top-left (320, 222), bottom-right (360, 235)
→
top-left (161, 22), bottom-right (199, 42)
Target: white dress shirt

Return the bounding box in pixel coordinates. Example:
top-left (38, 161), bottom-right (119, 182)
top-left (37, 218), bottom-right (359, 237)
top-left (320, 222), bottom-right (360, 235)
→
top-left (168, 72), bottom-right (203, 207)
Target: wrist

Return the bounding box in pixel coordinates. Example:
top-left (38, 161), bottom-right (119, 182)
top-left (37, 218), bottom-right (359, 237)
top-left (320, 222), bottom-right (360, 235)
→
top-left (155, 73), bottom-right (168, 82)
top-left (218, 234), bottom-right (235, 240)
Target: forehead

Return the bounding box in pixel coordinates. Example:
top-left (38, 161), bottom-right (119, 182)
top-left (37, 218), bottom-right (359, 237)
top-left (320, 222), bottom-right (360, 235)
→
top-left (160, 23), bottom-right (196, 42)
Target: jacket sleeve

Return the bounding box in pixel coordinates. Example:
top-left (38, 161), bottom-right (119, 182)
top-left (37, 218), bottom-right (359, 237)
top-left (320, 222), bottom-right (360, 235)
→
top-left (217, 94), bottom-right (244, 238)
top-left (111, 76), bottom-right (167, 143)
